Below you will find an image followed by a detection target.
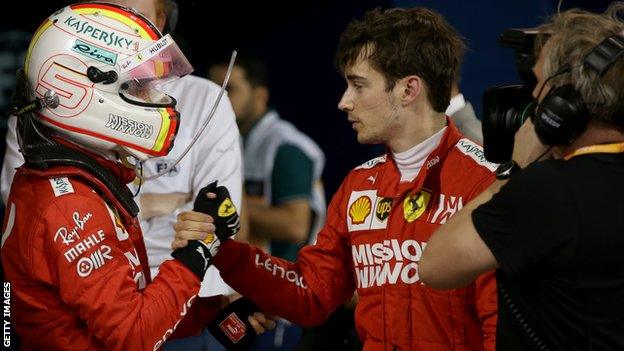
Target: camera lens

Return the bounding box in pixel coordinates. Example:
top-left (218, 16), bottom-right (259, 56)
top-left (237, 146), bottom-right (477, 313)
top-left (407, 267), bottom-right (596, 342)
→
top-left (482, 84), bottom-right (534, 163)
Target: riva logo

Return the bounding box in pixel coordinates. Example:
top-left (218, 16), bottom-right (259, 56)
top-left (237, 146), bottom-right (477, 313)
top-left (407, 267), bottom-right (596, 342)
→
top-left (351, 239), bottom-right (426, 289)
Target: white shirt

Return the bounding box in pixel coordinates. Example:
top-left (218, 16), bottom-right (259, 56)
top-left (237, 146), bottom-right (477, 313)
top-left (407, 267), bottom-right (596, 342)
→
top-left (392, 127), bottom-right (447, 183)
top-left (445, 93), bottom-right (467, 117)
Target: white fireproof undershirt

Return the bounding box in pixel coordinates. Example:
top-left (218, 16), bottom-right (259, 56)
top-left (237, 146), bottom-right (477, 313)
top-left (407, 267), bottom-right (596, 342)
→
top-left (392, 127), bottom-right (447, 183)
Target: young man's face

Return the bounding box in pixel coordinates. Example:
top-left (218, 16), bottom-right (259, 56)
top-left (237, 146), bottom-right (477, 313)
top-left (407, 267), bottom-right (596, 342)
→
top-left (209, 65), bottom-right (257, 124)
top-left (338, 56), bottom-right (401, 145)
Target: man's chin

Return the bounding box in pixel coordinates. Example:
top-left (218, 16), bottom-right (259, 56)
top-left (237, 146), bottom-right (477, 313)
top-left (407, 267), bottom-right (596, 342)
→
top-left (356, 133), bottom-right (379, 145)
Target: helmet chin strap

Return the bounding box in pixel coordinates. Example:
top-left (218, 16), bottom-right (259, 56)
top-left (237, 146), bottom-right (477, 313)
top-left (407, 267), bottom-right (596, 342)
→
top-left (134, 50), bottom-right (237, 181)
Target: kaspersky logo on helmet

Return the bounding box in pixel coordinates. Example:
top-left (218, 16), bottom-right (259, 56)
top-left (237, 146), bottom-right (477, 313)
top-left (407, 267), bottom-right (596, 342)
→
top-left (352, 239), bottom-right (426, 289)
top-left (62, 16), bottom-right (137, 51)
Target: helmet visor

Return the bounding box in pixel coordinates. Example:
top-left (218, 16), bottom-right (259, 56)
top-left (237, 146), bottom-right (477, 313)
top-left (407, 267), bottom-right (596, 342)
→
top-left (118, 34), bottom-right (193, 106)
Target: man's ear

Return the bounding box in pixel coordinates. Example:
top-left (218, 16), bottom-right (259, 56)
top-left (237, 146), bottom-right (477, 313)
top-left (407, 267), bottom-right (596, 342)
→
top-left (400, 75), bottom-right (423, 106)
top-left (156, 12), bottom-right (167, 33)
top-left (254, 86), bottom-right (270, 106)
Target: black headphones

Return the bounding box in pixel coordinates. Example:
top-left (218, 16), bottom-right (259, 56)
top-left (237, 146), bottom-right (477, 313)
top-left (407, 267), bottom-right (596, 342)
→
top-left (533, 31), bottom-right (624, 146)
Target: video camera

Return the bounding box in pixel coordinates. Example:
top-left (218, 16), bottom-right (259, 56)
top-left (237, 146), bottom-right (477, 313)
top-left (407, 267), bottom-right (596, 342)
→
top-left (482, 28), bottom-right (539, 163)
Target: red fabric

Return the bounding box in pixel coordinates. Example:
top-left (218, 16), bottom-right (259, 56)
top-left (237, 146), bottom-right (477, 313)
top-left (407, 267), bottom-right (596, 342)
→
top-left (169, 296), bottom-right (223, 340)
top-left (1, 158), bottom-right (205, 351)
top-left (214, 120), bottom-right (498, 350)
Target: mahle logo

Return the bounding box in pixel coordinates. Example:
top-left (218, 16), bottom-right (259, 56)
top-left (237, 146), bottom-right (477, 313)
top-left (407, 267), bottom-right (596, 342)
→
top-left (349, 196), bottom-right (372, 224)
top-left (218, 198), bottom-right (236, 217)
top-left (403, 190), bottom-right (431, 222)
top-left (375, 197), bottom-right (392, 221)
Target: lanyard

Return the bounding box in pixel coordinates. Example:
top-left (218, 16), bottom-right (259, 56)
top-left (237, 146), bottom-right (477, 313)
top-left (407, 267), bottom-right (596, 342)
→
top-left (564, 142), bottom-right (624, 160)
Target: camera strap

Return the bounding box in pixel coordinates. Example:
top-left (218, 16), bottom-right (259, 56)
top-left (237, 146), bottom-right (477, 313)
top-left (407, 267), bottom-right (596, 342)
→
top-left (564, 141), bottom-right (624, 160)
top-left (497, 274), bottom-right (551, 351)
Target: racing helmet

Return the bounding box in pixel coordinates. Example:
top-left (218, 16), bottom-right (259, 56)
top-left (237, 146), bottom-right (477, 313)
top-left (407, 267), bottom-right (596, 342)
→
top-left (23, 2), bottom-right (193, 160)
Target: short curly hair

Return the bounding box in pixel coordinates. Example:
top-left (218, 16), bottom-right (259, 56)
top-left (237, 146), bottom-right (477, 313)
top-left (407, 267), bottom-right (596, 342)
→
top-left (334, 7), bottom-right (465, 112)
top-left (535, 3), bottom-right (624, 130)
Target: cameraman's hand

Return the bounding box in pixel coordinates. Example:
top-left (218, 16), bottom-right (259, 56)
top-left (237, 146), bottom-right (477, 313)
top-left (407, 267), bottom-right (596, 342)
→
top-left (512, 119), bottom-right (551, 167)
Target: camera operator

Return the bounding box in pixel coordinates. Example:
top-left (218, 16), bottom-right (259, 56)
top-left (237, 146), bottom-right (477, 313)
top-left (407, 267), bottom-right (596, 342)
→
top-left (420, 3), bottom-right (624, 350)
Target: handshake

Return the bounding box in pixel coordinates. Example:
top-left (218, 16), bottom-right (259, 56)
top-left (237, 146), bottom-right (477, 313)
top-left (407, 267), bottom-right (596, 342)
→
top-left (171, 181), bottom-right (240, 279)
top-left (169, 182), bottom-right (275, 349)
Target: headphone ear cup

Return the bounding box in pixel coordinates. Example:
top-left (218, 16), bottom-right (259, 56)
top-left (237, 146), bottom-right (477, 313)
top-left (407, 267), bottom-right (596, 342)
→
top-left (534, 84), bottom-right (588, 145)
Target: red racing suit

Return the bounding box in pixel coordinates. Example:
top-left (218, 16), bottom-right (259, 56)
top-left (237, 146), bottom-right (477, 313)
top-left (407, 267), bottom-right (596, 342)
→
top-left (214, 120), bottom-right (498, 350)
top-left (1, 155), bottom-right (218, 351)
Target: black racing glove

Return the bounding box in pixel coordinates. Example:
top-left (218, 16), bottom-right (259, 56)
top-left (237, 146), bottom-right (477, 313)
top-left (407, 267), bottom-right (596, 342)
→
top-left (207, 297), bottom-right (261, 351)
top-left (171, 181), bottom-right (240, 279)
top-left (193, 181), bottom-right (241, 240)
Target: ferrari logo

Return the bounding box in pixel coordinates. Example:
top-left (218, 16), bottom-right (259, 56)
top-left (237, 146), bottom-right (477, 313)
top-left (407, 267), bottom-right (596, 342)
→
top-left (218, 198), bottom-right (236, 217)
top-left (403, 190), bottom-right (431, 222)
top-left (203, 233), bottom-right (216, 244)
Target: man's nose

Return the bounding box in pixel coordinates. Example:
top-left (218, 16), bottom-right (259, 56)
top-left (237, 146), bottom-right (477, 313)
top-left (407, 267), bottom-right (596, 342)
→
top-left (338, 92), bottom-right (353, 111)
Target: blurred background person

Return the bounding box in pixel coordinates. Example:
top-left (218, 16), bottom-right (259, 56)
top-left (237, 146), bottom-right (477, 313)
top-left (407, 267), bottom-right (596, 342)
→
top-left (447, 79), bottom-right (483, 143)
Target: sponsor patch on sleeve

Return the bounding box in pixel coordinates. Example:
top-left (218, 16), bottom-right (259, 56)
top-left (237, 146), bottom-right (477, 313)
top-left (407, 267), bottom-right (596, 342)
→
top-left (455, 139), bottom-right (499, 172)
top-left (219, 313), bottom-right (247, 343)
top-left (49, 176), bottom-right (75, 197)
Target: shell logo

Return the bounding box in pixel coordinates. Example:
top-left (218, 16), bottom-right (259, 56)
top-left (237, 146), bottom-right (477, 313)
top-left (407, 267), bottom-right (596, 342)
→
top-left (349, 196), bottom-right (372, 224)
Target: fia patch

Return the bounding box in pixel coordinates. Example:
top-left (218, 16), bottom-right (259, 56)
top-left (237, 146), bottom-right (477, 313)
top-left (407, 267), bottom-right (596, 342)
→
top-left (155, 159), bottom-right (179, 176)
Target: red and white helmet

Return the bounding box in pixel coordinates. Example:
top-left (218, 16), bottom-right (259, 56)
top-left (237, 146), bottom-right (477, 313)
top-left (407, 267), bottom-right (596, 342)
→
top-left (24, 2), bottom-right (193, 160)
